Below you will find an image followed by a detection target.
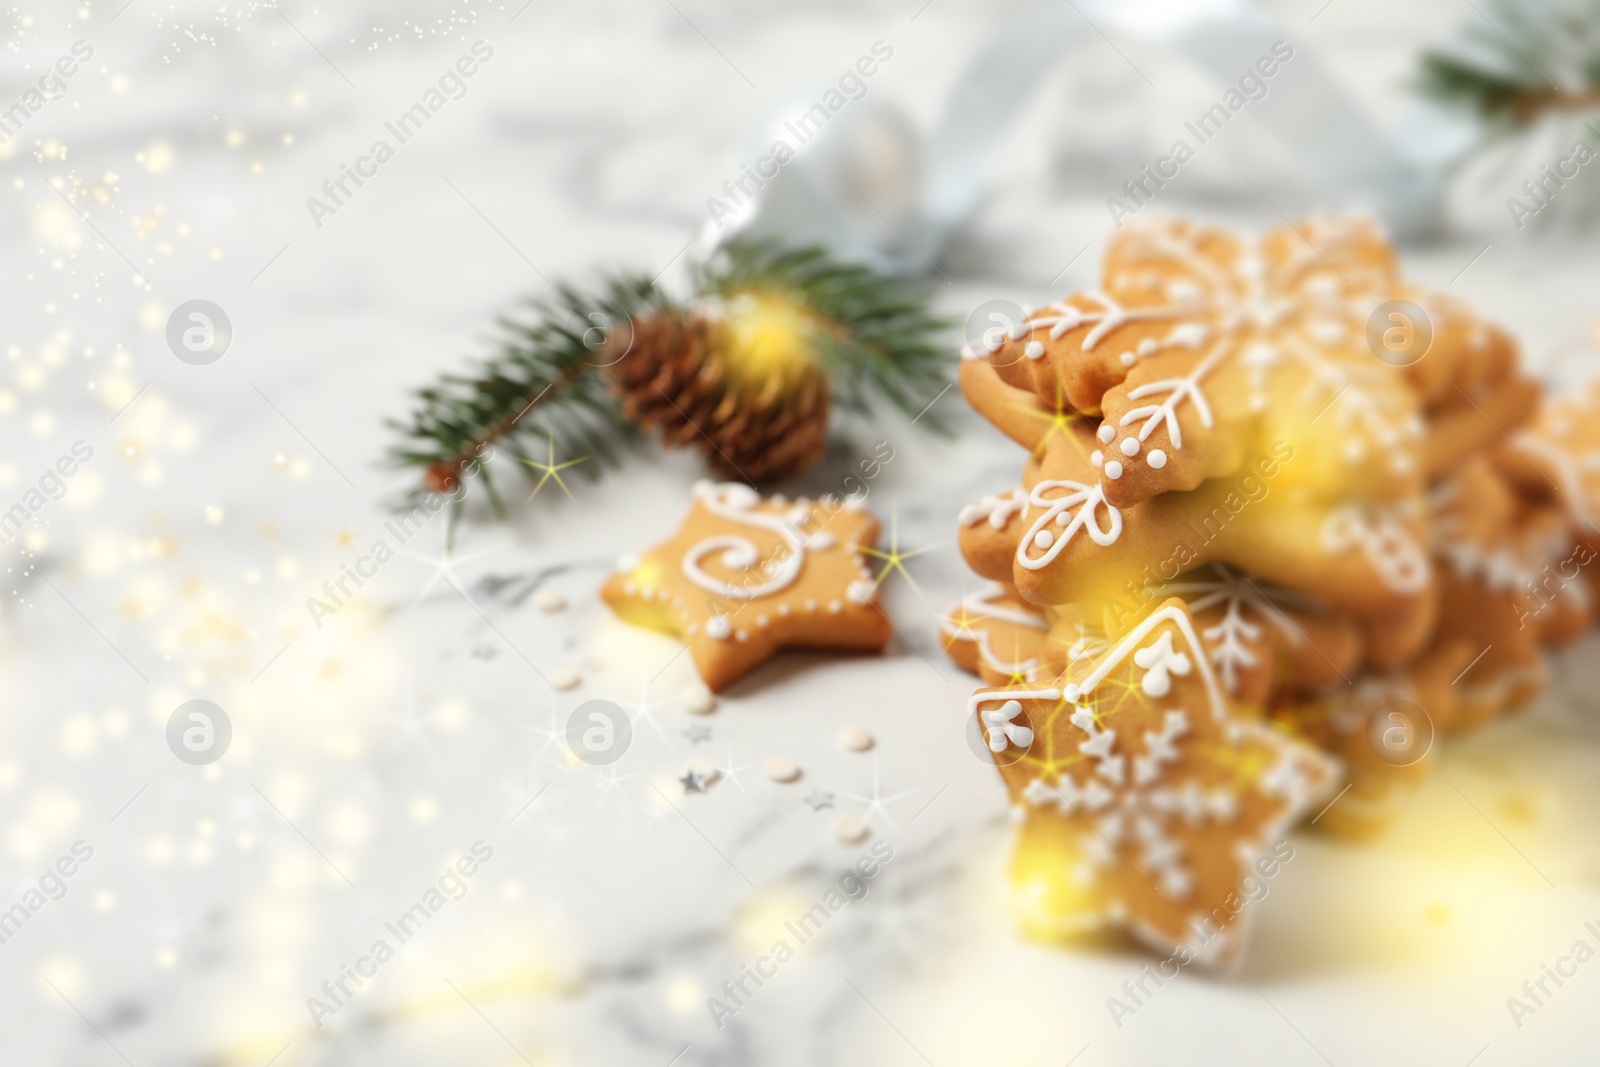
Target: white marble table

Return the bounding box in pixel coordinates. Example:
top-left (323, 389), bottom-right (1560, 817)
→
top-left (6, 0), bottom-right (1600, 1064)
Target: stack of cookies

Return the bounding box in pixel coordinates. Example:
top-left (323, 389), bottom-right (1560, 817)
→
top-left (944, 215), bottom-right (1595, 962)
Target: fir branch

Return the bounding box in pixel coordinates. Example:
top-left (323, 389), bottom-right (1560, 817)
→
top-left (384, 275), bottom-right (663, 506)
top-left (1418, 0), bottom-right (1600, 127)
top-left (386, 241), bottom-right (953, 523)
top-left (700, 242), bottom-right (954, 429)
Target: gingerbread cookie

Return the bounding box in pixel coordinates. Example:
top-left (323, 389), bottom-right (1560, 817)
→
top-left (974, 215), bottom-right (1428, 510)
top-left (973, 597), bottom-right (1338, 966)
top-left (1494, 386), bottom-right (1600, 628)
top-left (1429, 460), bottom-right (1552, 729)
top-left (941, 580), bottom-right (1051, 685)
top-left (601, 482), bottom-right (890, 690)
top-left (957, 421), bottom-right (1434, 668)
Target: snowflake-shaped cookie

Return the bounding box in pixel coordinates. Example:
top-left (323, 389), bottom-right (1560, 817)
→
top-left (976, 215), bottom-right (1427, 509)
top-left (601, 482), bottom-right (890, 690)
top-left (972, 597), bottom-right (1338, 967)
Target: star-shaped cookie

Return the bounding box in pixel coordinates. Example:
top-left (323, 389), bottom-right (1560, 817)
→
top-left (973, 597), bottom-right (1338, 967)
top-left (601, 481), bottom-right (891, 691)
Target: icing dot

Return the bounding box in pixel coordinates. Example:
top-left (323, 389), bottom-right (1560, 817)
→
top-left (1090, 450), bottom-right (1103, 467)
top-left (681, 685), bottom-right (717, 716)
top-left (1024, 341), bottom-right (1045, 360)
top-left (828, 599), bottom-right (842, 614)
top-left (1104, 460), bottom-right (1124, 480)
top-left (735, 629), bottom-right (749, 642)
top-left (1120, 437), bottom-right (1140, 457)
top-left (763, 756), bottom-right (801, 783)
top-left (1033, 529), bottom-right (1054, 550)
top-left (706, 616), bottom-right (732, 640)
top-left (1097, 424), bottom-right (1115, 444)
top-left (847, 580), bottom-right (875, 604)
top-left (1148, 449), bottom-right (1167, 469)
top-left (1063, 683), bottom-right (1082, 701)
top-left (756, 614), bottom-right (769, 628)
top-left (622, 582), bottom-right (637, 595)
top-left (807, 532), bottom-right (836, 550)
top-left (1138, 339), bottom-right (1157, 355)
top-left (805, 599), bottom-right (817, 613)
top-left (778, 603), bottom-right (791, 616)
top-left (1119, 351), bottom-right (1136, 367)
top-left (533, 586), bottom-right (566, 612)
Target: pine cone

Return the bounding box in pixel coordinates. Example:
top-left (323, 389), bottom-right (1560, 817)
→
top-left (603, 308), bottom-right (830, 482)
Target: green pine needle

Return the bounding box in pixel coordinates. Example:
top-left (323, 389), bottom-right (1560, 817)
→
top-left (1418, 0), bottom-right (1600, 127)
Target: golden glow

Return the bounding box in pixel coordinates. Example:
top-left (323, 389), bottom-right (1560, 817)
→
top-left (518, 434), bottom-right (588, 501)
top-left (714, 291), bottom-right (820, 385)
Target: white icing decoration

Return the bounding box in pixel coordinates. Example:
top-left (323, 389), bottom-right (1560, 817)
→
top-left (616, 552), bottom-right (641, 572)
top-left (682, 482), bottom-right (805, 601)
top-left (1090, 450), bottom-right (1103, 467)
top-left (1097, 424), bottom-right (1115, 444)
top-left (1321, 505), bottom-right (1429, 594)
top-left (847, 580), bottom-right (874, 604)
top-left (1148, 449), bottom-right (1167, 469)
top-left (1120, 344), bottom-right (1223, 449)
top-left (1026, 291), bottom-right (1190, 349)
top-left (807, 531), bottom-right (836, 550)
top-left (982, 699), bottom-right (1034, 752)
top-left (1164, 566), bottom-right (1311, 695)
top-left (940, 581), bottom-right (1049, 679)
top-left (706, 615), bottom-right (731, 640)
top-left (1132, 631), bottom-right (1192, 697)
top-left (1104, 460), bottom-right (1124, 480)
top-left (1015, 480), bottom-right (1123, 571)
top-left (959, 488), bottom-right (1029, 530)
top-left (1120, 437), bottom-right (1140, 457)
top-left (1120, 351), bottom-right (1136, 367)
top-left (1024, 340), bottom-right (1045, 360)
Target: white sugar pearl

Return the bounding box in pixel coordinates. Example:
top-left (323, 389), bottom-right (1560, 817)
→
top-left (706, 616), bottom-right (732, 640)
top-left (1120, 437), bottom-right (1140, 457)
top-left (1104, 460), bottom-right (1124, 479)
top-left (1138, 339), bottom-right (1157, 355)
top-left (1024, 341), bottom-right (1045, 360)
top-left (1119, 351), bottom-right (1136, 367)
top-left (549, 666), bottom-right (580, 690)
top-left (1090, 450), bottom-right (1103, 467)
top-left (838, 725), bottom-right (874, 752)
top-left (763, 756), bottom-right (801, 783)
top-left (833, 814), bottom-right (869, 845)
top-left (1148, 449), bottom-right (1167, 469)
top-left (681, 685), bottom-right (717, 715)
top-left (1097, 424), bottom-right (1115, 444)
top-left (533, 586), bottom-right (566, 612)
top-left (1033, 529), bottom-right (1054, 550)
